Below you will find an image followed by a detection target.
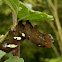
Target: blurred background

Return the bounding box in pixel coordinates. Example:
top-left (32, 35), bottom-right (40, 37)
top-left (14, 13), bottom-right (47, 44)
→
top-left (0, 0), bottom-right (62, 62)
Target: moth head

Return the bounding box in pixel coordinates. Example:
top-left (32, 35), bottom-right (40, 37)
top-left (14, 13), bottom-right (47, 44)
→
top-left (43, 33), bottom-right (54, 48)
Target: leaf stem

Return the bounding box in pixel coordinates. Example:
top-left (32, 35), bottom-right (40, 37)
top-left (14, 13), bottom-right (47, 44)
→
top-left (0, 10), bottom-right (17, 43)
top-left (12, 10), bottom-right (20, 58)
top-left (52, 44), bottom-right (60, 57)
top-left (12, 10), bottom-right (17, 27)
top-left (0, 32), bottom-right (8, 43)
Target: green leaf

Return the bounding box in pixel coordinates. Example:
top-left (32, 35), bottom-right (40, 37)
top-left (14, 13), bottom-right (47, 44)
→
top-left (0, 59), bottom-right (2, 62)
top-left (48, 58), bottom-right (62, 62)
top-left (18, 1), bottom-right (54, 21)
top-left (23, 11), bottom-right (53, 21)
top-left (18, 1), bottom-right (30, 20)
top-left (4, 56), bottom-right (24, 62)
top-left (0, 50), bottom-right (6, 59)
top-left (1, 52), bottom-right (13, 61)
top-left (4, 0), bottom-right (19, 18)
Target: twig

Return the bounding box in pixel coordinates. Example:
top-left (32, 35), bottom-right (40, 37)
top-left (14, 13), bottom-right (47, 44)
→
top-left (47, 0), bottom-right (55, 10)
top-left (0, 32), bottom-right (8, 43)
top-left (47, 21), bottom-right (57, 34)
top-left (54, 0), bottom-right (57, 10)
top-left (47, 0), bottom-right (62, 42)
top-left (47, 0), bottom-right (62, 55)
top-left (47, 21), bottom-right (59, 41)
top-left (12, 10), bottom-right (17, 27)
top-left (52, 44), bottom-right (60, 57)
top-left (12, 10), bottom-right (20, 58)
top-left (13, 43), bottom-right (20, 58)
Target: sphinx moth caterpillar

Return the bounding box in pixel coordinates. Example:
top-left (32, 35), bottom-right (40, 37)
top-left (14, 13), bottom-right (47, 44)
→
top-left (16, 20), bottom-right (54, 48)
top-left (0, 20), bottom-right (54, 52)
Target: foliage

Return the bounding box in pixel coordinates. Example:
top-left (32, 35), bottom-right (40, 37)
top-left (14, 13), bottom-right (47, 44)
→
top-left (0, 51), bottom-right (24, 62)
top-left (4, 56), bottom-right (24, 62)
top-left (48, 57), bottom-right (62, 62)
top-left (18, 1), bottom-right (53, 21)
top-left (0, 50), bottom-right (6, 59)
top-left (5, 0), bottom-right (19, 18)
top-left (0, 0), bottom-right (62, 62)
top-left (4, 0), bottom-right (53, 21)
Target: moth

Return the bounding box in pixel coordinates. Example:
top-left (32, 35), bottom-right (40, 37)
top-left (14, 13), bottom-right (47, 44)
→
top-left (0, 20), bottom-right (54, 52)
